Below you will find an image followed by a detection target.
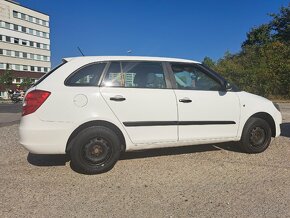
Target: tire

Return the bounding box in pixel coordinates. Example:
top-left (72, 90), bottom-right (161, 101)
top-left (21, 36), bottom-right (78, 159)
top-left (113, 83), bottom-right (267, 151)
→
top-left (70, 126), bottom-right (121, 174)
top-left (240, 117), bottom-right (272, 153)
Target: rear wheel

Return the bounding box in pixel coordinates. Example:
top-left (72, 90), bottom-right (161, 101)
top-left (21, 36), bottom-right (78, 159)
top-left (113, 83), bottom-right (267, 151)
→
top-left (70, 126), bottom-right (121, 174)
top-left (240, 117), bottom-right (272, 153)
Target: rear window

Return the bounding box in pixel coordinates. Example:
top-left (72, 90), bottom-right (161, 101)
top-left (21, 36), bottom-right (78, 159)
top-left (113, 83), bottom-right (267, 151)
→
top-left (65, 63), bottom-right (106, 86)
top-left (33, 61), bottom-right (67, 87)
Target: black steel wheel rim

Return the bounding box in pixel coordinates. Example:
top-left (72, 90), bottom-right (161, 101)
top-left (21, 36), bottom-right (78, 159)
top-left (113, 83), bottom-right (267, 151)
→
top-left (82, 137), bottom-right (112, 165)
top-left (250, 126), bottom-right (266, 147)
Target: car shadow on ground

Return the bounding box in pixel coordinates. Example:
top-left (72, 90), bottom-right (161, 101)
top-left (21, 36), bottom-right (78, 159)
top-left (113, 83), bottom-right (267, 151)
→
top-left (27, 141), bottom-right (241, 167)
top-left (120, 142), bottom-right (241, 160)
top-left (27, 153), bottom-right (70, 166)
top-left (281, 122), bottom-right (290, 138)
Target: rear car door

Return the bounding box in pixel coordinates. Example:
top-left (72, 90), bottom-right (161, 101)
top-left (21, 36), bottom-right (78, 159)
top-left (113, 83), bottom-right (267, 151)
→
top-left (100, 61), bottom-right (178, 144)
top-left (168, 62), bottom-right (240, 142)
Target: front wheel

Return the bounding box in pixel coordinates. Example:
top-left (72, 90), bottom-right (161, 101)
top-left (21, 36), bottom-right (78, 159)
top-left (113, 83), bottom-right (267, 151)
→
top-left (240, 117), bottom-right (272, 153)
top-left (70, 126), bottom-right (121, 174)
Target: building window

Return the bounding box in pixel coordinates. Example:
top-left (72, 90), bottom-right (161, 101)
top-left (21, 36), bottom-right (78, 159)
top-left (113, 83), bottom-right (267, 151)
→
top-left (5, 22), bottom-right (10, 29)
top-left (15, 65), bottom-right (20, 71)
top-left (0, 49), bottom-right (3, 55)
top-left (2, 21), bottom-right (49, 38)
top-left (37, 67), bottom-right (42, 72)
top-left (13, 11), bottom-right (18, 18)
top-left (14, 51), bottom-right (19, 57)
top-left (6, 50), bottom-right (11, 56)
top-left (23, 52), bottom-right (27, 58)
top-left (23, 65), bottom-right (28, 71)
top-left (31, 66), bottom-right (35, 71)
top-left (0, 35), bottom-right (50, 58)
top-left (44, 67), bottom-right (48, 72)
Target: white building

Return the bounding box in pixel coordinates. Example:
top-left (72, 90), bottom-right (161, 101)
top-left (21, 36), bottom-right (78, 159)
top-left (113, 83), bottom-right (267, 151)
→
top-left (0, 0), bottom-right (50, 98)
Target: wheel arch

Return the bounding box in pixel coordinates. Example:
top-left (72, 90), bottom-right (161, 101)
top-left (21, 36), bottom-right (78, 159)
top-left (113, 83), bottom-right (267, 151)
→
top-left (249, 112), bottom-right (276, 137)
top-left (66, 120), bottom-right (126, 153)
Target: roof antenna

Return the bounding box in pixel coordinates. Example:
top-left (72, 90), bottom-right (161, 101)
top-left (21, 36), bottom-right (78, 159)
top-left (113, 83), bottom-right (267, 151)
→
top-left (77, 46), bottom-right (85, 56)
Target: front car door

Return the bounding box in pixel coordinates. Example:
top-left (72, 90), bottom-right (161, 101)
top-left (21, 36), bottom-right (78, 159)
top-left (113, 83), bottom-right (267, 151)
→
top-left (167, 62), bottom-right (240, 143)
top-left (100, 61), bottom-right (178, 144)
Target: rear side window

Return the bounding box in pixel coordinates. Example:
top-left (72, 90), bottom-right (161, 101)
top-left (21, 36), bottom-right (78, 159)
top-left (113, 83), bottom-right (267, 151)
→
top-left (65, 63), bottom-right (106, 86)
top-left (102, 61), bottom-right (166, 89)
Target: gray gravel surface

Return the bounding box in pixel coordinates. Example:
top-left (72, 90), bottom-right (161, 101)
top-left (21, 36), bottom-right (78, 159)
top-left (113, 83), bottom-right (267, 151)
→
top-left (0, 104), bottom-right (290, 218)
top-left (0, 103), bottom-right (21, 127)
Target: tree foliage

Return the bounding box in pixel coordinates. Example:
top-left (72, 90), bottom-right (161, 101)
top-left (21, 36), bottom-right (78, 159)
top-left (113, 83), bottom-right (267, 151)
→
top-left (0, 68), bottom-right (13, 90)
top-left (203, 4), bottom-right (290, 99)
top-left (21, 77), bottom-right (33, 90)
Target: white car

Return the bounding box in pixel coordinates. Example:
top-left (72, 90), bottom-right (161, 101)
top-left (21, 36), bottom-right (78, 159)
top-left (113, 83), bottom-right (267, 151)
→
top-left (19, 56), bottom-right (282, 174)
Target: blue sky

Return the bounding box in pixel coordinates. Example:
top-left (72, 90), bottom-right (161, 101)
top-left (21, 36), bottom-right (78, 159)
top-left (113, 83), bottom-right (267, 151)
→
top-left (19, 0), bottom-right (289, 67)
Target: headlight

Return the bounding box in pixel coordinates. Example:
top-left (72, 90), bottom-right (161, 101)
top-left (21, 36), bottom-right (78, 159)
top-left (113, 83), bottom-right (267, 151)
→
top-left (273, 102), bottom-right (280, 112)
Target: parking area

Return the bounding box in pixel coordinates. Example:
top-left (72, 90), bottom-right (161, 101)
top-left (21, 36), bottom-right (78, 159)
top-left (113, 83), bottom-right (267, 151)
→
top-left (0, 103), bottom-right (289, 217)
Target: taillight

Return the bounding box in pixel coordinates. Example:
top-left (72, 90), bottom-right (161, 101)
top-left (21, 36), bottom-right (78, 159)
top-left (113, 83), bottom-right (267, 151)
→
top-left (22, 90), bottom-right (51, 116)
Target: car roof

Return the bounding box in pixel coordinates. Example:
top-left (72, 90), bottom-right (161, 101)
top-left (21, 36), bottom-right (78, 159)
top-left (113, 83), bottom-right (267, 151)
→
top-left (63, 56), bottom-right (201, 64)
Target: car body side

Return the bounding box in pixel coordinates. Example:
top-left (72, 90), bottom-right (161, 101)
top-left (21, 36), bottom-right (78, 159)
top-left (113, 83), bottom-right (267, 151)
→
top-left (19, 57), bottom-right (282, 154)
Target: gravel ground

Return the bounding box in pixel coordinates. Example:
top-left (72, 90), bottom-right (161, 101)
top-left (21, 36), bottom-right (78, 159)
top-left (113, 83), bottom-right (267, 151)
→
top-left (0, 104), bottom-right (290, 218)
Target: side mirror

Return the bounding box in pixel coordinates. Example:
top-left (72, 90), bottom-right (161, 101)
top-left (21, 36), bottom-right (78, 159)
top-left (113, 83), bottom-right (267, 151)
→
top-left (225, 81), bottom-right (232, 91)
top-left (220, 81), bottom-right (232, 92)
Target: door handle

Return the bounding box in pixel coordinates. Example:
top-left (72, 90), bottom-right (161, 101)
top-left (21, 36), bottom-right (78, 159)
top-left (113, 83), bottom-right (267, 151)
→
top-left (179, 98), bottom-right (192, 103)
top-left (110, 95), bottom-right (126, 101)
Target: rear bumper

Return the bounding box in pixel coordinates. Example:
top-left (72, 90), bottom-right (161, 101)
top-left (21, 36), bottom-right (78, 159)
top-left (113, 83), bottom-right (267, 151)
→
top-left (19, 116), bottom-right (72, 154)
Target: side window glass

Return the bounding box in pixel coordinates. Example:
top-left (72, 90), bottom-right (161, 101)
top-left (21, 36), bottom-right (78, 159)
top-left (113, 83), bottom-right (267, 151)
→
top-left (103, 61), bottom-right (166, 89)
top-left (171, 64), bottom-right (221, 91)
top-left (102, 62), bottom-right (122, 87)
top-left (122, 62), bottom-right (166, 88)
top-left (66, 63), bottom-right (106, 86)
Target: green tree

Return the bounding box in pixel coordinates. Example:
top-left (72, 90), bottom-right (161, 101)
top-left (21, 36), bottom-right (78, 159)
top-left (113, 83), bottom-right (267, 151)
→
top-left (0, 67), bottom-right (13, 90)
top-left (203, 4), bottom-right (290, 99)
top-left (21, 77), bottom-right (33, 90)
top-left (202, 56), bottom-right (216, 68)
top-left (269, 4), bottom-right (290, 44)
top-left (242, 24), bottom-right (272, 48)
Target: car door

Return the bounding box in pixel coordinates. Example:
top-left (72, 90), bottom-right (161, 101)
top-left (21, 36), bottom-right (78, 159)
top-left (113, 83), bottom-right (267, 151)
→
top-left (168, 62), bottom-right (240, 142)
top-left (100, 61), bottom-right (178, 144)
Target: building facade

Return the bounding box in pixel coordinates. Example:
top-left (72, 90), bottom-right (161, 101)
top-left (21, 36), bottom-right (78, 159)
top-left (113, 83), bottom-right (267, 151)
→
top-left (0, 0), bottom-right (50, 98)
